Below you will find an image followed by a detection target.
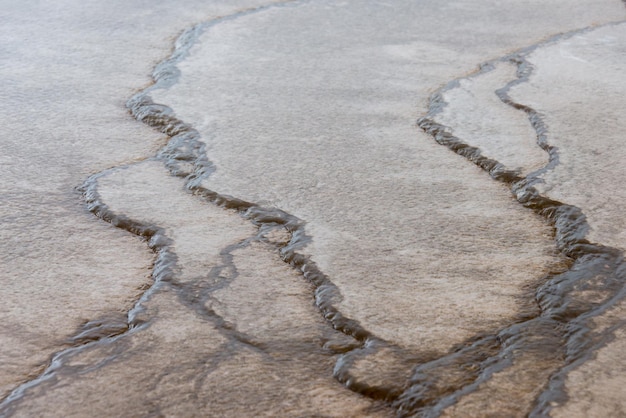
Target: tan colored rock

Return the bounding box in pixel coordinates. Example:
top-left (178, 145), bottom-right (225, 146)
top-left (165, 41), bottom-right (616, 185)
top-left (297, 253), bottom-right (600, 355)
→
top-left (509, 23), bottom-right (626, 417)
top-left (511, 23), bottom-right (626, 252)
top-left (0, 0), bottom-right (286, 401)
top-left (550, 304), bottom-right (626, 418)
top-left (437, 62), bottom-right (547, 177)
top-left (3, 0), bottom-right (626, 415)
top-left (152, 0), bottom-right (624, 356)
top-left (7, 162), bottom-right (387, 416)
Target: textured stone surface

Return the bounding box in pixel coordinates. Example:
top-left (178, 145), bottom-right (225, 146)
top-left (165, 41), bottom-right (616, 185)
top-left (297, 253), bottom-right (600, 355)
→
top-left (153, 0), bottom-right (620, 354)
top-left (6, 162), bottom-right (386, 416)
top-left (0, 0), bottom-right (285, 401)
top-left (437, 62), bottom-right (547, 176)
top-left (2, 0), bottom-right (626, 416)
top-left (510, 23), bottom-right (626, 418)
top-left (512, 23), bottom-right (626, 252)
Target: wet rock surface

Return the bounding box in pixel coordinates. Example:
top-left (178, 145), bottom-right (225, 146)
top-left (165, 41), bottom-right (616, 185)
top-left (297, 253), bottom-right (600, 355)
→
top-left (0, 0), bottom-right (285, 402)
top-left (2, 0), bottom-right (626, 417)
top-left (509, 23), bottom-right (626, 417)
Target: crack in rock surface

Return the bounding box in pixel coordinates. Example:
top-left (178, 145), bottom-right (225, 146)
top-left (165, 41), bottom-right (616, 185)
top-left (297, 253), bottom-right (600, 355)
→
top-left (150, 0), bottom-right (623, 407)
top-left (157, 0), bottom-right (592, 353)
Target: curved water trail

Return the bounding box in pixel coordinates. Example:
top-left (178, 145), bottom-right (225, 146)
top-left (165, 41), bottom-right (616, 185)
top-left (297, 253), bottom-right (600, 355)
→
top-left (401, 20), bottom-right (626, 417)
top-left (120, 13), bottom-right (626, 416)
top-left (0, 167), bottom-right (177, 416)
top-left (0, 2), bottom-right (391, 415)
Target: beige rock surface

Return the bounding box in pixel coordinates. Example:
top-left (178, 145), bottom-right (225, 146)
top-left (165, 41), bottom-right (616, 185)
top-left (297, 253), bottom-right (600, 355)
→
top-left (423, 19), bottom-right (626, 417)
top-left (153, 0), bottom-right (622, 355)
top-left (550, 304), bottom-right (626, 418)
top-left (6, 162), bottom-right (387, 416)
top-left (511, 23), bottom-right (626, 252)
top-left (509, 23), bottom-right (626, 418)
top-left (0, 0), bottom-right (285, 404)
top-left (437, 62), bottom-right (547, 177)
top-left (2, 0), bottom-right (626, 416)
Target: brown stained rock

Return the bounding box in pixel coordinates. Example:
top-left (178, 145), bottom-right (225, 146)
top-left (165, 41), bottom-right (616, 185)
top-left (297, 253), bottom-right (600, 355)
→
top-left (0, 0), bottom-right (287, 402)
top-left (549, 302), bottom-right (626, 418)
top-left (5, 160), bottom-right (387, 416)
top-left (10, 289), bottom-right (389, 417)
top-left (150, 0), bottom-right (622, 357)
top-left (8, 239), bottom-right (388, 416)
top-left (210, 242), bottom-right (332, 345)
top-left (440, 324), bottom-right (564, 417)
top-left (511, 23), bottom-right (626, 253)
top-left (507, 23), bottom-right (626, 416)
top-left (96, 161), bottom-right (257, 283)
